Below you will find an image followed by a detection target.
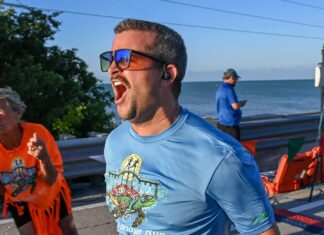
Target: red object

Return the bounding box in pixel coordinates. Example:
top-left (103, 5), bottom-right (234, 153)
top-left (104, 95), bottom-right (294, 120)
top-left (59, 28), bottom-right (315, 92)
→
top-left (261, 147), bottom-right (319, 196)
top-left (274, 208), bottom-right (324, 231)
top-left (241, 140), bottom-right (258, 156)
top-left (321, 134), bottom-right (324, 182)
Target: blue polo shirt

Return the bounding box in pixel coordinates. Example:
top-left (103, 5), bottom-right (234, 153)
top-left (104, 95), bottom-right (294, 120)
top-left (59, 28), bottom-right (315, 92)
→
top-left (215, 82), bottom-right (241, 126)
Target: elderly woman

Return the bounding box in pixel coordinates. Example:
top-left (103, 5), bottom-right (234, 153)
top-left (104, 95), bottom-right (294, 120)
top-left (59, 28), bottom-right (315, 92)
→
top-left (0, 87), bottom-right (78, 235)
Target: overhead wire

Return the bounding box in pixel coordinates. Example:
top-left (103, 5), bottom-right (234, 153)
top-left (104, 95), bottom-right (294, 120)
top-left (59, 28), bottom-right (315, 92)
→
top-left (2, 2), bottom-right (125, 20)
top-left (2, 1), bottom-right (324, 40)
top-left (280, 0), bottom-right (324, 10)
top-left (159, 0), bottom-right (324, 29)
top-left (15, 0), bottom-right (24, 6)
top-left (158, 21), bottom-right (324, 40)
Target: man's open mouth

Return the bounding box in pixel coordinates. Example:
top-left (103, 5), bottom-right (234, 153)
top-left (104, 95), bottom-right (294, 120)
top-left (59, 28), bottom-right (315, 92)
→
top-left (112, 80), bottom-right (127, 103)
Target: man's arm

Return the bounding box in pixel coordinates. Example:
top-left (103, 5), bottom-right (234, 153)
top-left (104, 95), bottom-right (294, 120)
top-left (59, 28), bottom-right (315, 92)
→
top-left (207, 150), bottom-right (279, 234)
top-left (259, 224), bottom-right (280, 235)
top-left (231, 102), bottom-right (240, 110)
top-left (231, 100), bottom-right (247, 110)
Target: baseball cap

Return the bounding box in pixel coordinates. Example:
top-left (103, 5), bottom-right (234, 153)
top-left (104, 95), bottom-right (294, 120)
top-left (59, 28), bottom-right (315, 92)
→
top-left (224, 68), bottom-right (241, 79)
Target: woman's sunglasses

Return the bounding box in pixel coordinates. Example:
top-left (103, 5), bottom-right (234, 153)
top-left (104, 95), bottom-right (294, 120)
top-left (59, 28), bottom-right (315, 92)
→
top-left (99, 49), bottom-right (165, 72)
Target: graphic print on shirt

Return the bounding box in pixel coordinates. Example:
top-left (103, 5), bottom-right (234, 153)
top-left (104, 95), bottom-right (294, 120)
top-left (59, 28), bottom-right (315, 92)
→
top-left (106, 154), bottom-right (166, 228)
top-left (0, 157), bottom-right (37, 197)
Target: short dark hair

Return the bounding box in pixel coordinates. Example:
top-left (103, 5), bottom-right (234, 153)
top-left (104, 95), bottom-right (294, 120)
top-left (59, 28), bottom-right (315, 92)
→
top-left (114, 19), bottom-right (187, 99)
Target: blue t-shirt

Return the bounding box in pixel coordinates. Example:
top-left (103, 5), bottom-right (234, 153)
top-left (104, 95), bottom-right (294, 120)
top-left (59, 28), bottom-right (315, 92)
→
top-left (104, 108), bottom-right (274, 235)
top-left (215, 82), bottom-right (241, 126)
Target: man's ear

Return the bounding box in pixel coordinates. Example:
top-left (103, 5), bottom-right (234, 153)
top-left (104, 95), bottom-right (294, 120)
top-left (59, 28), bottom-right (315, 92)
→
top-left (161, 64), bottom-right (178, 87)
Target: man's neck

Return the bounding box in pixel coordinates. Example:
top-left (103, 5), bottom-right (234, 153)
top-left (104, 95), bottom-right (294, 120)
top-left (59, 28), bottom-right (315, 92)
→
top-left (131, 104), bottom-right (181, 136)
top-left (224, 81), bottom-right (235, 87)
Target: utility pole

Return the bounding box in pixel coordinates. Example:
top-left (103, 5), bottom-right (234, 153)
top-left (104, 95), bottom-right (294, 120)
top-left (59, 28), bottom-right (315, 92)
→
top-left (309, 45), bottom-right (324, 202)
top-left (321, 44), bottom-right (324, 66)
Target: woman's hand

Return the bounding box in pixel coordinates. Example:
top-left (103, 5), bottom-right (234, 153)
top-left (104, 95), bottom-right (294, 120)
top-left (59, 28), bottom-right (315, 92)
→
top-left (27, 132), bottom-right (58, 185)
top-left (27, 133), bottom-right (48, 161)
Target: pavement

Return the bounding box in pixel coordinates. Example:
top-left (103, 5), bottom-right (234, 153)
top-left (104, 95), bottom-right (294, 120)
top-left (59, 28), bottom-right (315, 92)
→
top-left (0, 182), bottom-right (323, 235)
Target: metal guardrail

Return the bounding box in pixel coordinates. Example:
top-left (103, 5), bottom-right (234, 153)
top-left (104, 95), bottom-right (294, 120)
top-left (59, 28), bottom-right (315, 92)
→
top-left (206, 112), bottom-right (319, 145)
top-left (58, 136), bottom-right (106, 180)
top-left (205, 112), bottom-right (320, 171)
top-left (60, 112), bottom-right (321, 180)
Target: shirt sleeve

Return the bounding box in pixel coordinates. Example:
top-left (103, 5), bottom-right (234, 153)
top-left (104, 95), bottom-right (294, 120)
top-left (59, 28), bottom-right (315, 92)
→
top-left (206, 150), bottom-right (275, 234)
top-left (227, 87), bottom-right (238, 105)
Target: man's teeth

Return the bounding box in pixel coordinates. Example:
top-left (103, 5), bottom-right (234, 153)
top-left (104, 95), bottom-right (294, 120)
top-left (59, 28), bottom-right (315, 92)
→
top-left (113, 81), bottom-right (122, 86)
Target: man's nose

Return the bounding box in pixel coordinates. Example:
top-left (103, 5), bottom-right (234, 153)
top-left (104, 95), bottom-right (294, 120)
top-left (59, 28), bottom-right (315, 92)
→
top-left (108, 60), bottom-right (120, 77)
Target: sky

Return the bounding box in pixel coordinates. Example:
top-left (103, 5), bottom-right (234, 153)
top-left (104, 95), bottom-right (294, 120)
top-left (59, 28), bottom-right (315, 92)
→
top-left (3, 0), bottom-right (324, 82)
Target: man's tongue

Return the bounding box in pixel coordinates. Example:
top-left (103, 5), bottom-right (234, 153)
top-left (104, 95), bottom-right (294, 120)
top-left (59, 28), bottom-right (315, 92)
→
top-left (115, 85), bottom-right (126, 102)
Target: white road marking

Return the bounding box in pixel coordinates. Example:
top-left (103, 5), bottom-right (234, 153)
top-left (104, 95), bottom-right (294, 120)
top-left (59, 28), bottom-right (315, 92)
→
top-left (73, 202), bottom-right (106, 211)
top-left (289, 199), bottom-right (324, 213)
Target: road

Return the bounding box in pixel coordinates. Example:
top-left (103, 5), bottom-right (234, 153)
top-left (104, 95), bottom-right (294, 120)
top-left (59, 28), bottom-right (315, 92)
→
top-left (0, 182), bottom-right (323, 235)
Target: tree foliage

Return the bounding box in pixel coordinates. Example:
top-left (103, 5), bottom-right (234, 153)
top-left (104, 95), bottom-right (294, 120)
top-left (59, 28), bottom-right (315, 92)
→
top-left (0, 7), bottom-right (115, 138)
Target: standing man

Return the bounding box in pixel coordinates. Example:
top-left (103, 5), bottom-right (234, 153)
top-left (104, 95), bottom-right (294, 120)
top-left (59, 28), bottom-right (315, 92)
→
top-left (215, 68), bottom-right (246, 140)
top-left (100, 19), bottom-right (278, 235)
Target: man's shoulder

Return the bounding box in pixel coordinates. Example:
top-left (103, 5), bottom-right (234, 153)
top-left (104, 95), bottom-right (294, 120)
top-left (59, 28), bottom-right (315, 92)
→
top-left (222, 83), bottom-right (233, 90)
top-left (107, 122), bottom-right (129, 139)
top-left (185, 112), bottom-right (233, 146)
top-left (217, 83), bottom-right (232, 93)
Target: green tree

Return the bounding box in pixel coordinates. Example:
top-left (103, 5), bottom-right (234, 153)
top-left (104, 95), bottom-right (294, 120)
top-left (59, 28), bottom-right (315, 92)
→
top-left (0, 7), bottom-right (115, 138)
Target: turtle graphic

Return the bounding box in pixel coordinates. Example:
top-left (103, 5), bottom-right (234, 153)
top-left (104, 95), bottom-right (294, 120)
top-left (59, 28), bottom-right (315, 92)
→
top-left (108, 184), bottom-right (156, 228)
top-left (1, 165), bottom-right (37, 197)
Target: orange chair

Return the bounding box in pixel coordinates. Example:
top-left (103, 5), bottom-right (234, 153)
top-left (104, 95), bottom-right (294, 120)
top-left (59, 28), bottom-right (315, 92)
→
top-left (261, 147), bottom-right (319, 196)
top-left (299, 147), bottom-right (320, 185)
top-left (241, 140), bottom-right (258, 156)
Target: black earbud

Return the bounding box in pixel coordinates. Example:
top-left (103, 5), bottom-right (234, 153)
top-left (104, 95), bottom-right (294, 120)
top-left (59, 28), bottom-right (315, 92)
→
top-left (162, 65), bottom-right (171, 80)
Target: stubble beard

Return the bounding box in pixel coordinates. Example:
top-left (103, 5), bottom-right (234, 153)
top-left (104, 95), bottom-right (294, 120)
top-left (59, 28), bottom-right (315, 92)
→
top-left (117, 99), bottom-right (137, 122)
top-left (118, 97), bottom-right (157, 125)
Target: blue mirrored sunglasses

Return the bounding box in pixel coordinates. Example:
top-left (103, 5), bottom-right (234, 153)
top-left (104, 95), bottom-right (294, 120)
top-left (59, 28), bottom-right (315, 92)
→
top-left (99, 49), bottom-right (164, 72)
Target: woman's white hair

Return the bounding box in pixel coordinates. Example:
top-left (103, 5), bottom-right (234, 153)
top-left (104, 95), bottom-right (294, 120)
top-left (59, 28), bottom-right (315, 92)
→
top-left (0, 87), bottom-right (27, 116)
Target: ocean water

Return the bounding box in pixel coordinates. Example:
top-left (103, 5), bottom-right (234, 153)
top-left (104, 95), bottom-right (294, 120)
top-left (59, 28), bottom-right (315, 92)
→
top-left (105, 79), bottom-right (321, 120)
